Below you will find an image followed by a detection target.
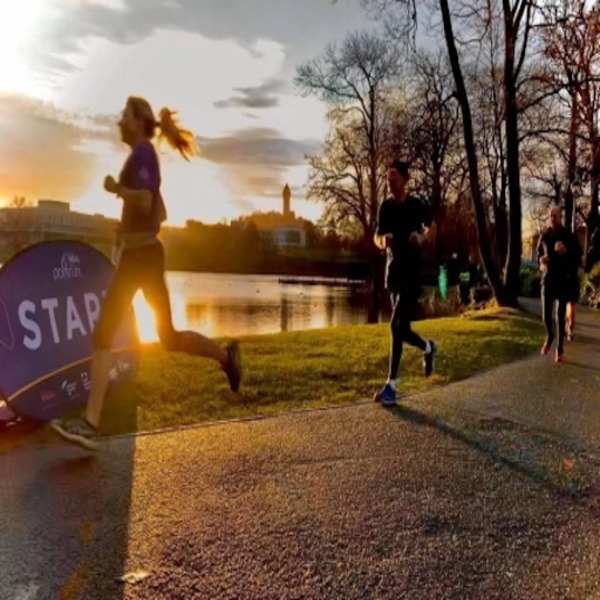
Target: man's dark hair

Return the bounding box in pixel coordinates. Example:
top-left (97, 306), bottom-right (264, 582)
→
top-left (389, 160), bottom-right (410, 179)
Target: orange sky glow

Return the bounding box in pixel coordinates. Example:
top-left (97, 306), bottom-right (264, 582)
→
top-left (0, 0), bottom-right (369, 226)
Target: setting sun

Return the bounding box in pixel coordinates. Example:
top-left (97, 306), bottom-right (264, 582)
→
top-left (132, 290), bottom-right (189, 344)
top-left (132, 293), bottom-right (158, 344)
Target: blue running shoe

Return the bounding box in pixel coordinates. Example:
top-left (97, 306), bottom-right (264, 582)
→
top-left (373, 383), bottom-right (397, 407)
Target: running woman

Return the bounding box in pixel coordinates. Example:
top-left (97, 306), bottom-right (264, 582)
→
top-left (51, 96), bottom-right (242, 450)
top-left (373, 160), bottom-right (437, 407)
top-left (537, 205), bottom-right (582, 362)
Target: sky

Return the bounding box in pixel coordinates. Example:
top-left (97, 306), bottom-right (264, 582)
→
top-left (0, 0), bottom-right (373, 225)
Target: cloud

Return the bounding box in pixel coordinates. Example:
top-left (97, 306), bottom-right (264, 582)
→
top-left (12, 8), bottom-right (332, 139)
top-left (217, 166), bottom-right (294, 213)
top-left (0, 0), bottom-right (369, 223)
top-left (197, 127), bottom-right (320, 167)
top-left (0, 95), bottom-right (316, 223)
top-left (192, 128), bottom-right (319, 213)
top-left (19, 0), bottom-right (368, 95)
top-left (87, 0), bottom-right (128, 9)
top-left (213, 79), bottom-right (286, 110)
top-left (0, 94), bottom-right (106, 203)
top-left (60, 0), bottom-right (128, 10)
top-left (47, 30), bottom-right (288, 137)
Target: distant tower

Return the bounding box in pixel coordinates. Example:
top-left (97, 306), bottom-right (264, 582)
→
top-left (282, 184), bottom-right (291, 217)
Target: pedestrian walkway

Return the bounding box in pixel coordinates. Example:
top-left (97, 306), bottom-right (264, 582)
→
top-left (416, 298), bottom-right (600, 451)
top-left (0, 300), bottom-right (599, 599)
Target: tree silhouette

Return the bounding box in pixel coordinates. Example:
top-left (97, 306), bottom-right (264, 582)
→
top-left (296, 30), bottom-right (403, 320)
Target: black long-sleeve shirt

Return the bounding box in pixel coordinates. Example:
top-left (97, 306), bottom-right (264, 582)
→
top-left (375, 195), bottom-right (432, 292)
top-left (536, 226), bottom-right (582, 295)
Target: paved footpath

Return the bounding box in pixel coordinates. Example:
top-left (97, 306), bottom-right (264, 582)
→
top-left (1, 301), bottom-right (600, 600)
top-left (422, 298), bottom-right (600, 450)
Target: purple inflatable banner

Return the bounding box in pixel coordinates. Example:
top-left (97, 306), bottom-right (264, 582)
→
top-left (0, 241), bottom-right (140, 423)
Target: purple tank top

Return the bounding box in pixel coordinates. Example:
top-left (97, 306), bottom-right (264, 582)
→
top-left (118, 140), bottom-right (167, 234)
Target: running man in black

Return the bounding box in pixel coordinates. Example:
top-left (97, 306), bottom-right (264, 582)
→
top-left (51, 96), bottom-right (242, 450)
top-left (373, 161), bottom-right (437, 406)
top-left (537, 205), bottom-right (582, 362)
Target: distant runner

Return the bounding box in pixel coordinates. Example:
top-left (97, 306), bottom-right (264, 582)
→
top-left (373, 161), bottom-right (437, 407)
top-left (537, 205), bottom-right (582, 362)
top-left (51, 96), bottom-right (242, 450)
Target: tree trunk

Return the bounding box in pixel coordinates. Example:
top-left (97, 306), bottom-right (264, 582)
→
top-left (495, 203), bottom-right (508, 268)
top-left (491, 166), bottom-right (509, 268)
top-left (503, 9), bottom-right (522, 304)
top-left (565, 93), bottom-right (579, 232)
top-left (564, 188), bottom-right (574, 232)
top-left (587, 131), bottom-right (600, 267)
top-left (431, 167), bottom-right (443, 261)
top-left (440, 0), bottom-right (515, 306)
top-left (431, 164), bottom-right (442, 214)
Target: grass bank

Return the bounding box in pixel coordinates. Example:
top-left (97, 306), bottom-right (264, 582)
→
top-left (99, 307), bottom-right (543, 435)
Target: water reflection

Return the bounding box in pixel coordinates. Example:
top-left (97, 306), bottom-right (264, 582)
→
top-left (132, 272), bottom-right (369, 342)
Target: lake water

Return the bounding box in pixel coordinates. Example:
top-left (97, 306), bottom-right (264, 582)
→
top-left (132, 272), bottom-right (372, 342)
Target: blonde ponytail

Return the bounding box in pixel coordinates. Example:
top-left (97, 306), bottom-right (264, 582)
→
top-left (126, 96), bottom-right (199, 161)
top-left (156, 107), bottom-right (199, 162)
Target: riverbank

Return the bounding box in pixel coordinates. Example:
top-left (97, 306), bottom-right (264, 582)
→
top-left (93, 307), bottom-right (543, 436)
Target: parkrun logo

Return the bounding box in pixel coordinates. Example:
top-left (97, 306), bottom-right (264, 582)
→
top-left (53, 253), bottom-right (82, 281)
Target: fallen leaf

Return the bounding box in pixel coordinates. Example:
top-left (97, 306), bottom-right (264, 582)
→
top-left (14, 584), bottom-right (40, 600)
top-left (563, 459), bottom-right (575, 470)
top-left (118, 570), bottom-right (150, 584)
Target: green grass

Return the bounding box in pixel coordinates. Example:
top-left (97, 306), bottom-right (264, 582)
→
top-left (98, 307), bottom-right (544, 435)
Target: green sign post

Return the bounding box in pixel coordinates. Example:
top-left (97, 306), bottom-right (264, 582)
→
top-left (438, 265), bottom-right (448, 300)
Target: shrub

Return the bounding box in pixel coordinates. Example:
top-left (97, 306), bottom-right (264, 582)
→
top-left (520, 264), bottom-right (541, 298)
top-left (581, 262), bottom-right (600, 309)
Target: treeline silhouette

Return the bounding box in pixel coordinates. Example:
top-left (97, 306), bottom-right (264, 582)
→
top-left (160, 212), bottom-right (370, 279)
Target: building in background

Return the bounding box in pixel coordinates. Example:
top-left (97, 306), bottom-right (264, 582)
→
top-left (0, 200), bottom-right (118, 261)
top-left (257, 184), bottom-right (307, 249)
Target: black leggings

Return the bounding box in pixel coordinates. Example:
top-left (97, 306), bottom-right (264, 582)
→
top-left (388, 290), bottom-right (427, 380)
top-left (541, 287), bottom-right (567, 353)
top-left (93, 241), bottom-right (206, 354)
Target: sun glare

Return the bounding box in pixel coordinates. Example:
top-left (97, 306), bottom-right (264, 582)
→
top-left (132, 289), bottom-right (189, 344)
top-left (132, 292), bottom-right (158, 343)
top-left (0, 0), bottom-right (46, 94)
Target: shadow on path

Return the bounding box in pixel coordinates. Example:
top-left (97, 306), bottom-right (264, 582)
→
top-left (387, 403), bottom-right (598, 512)
top-left (0, 399), bottom-right (138, 600)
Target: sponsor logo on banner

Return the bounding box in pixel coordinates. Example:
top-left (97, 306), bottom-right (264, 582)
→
top-left (60, 379), bottom-right (79, 400)
top-left (53, 252), bottom-right (82, 281)
top-left (0, 241), bottom-right (140, 423)
top-left (81, 371), bottom-right (92, 392)
top-left (40, 390), bottom-right (57, 403)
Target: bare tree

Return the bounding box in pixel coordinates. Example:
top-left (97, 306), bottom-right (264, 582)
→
top-left (296, 29), bottom-right (403, 320)
top-left (8, 195), bottom-right (31, 208)
top-left (306, 107), bottom-right (383, 239)
top-left (436, 0), bottom-right (515, 304)
top-left (499, 0), bottom-right (538, 295)
top-left (2, 196), bottom-right (34, 258)
top-left (466, 0), bottom-right (510, 267)
top-left (361, 0), bottom-right (557, 305)
top-left (296, 30), bottom-right (402, 236)
top-left (541, 0), bottom-right (600, 254)
top-left (407, 50), bottom-right (461, 217)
